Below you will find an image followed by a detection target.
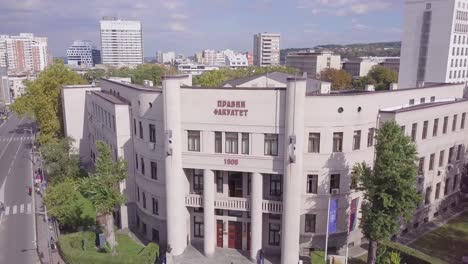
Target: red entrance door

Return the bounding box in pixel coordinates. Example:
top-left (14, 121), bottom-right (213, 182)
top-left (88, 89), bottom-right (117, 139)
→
top-left (217, 220), bottom-right (223, 247)
top-left (228, 221), bottom-right (242, 249)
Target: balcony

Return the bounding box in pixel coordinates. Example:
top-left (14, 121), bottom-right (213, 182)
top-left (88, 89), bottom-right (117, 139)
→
top-left (185, 194), bottom-right (283, 214)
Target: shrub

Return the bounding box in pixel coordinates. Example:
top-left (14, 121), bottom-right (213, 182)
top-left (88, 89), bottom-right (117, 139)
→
top-left (380, 242), bottom-right (447, 264)
top-left (139, 242), bottom-right (159, 263)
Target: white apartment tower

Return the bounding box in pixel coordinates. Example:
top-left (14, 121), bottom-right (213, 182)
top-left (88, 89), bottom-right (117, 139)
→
top-left (100, 17), bottom-right (143, 65)
top-left (253, 33), bottom-right (280, 67)
top-left (399, 0), bottom-right (468, 88)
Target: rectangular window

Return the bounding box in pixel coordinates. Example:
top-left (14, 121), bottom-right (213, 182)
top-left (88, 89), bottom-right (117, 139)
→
top-left (457, 144), bottom-right (463, 160)
top-left (150, 161), bottom-right (157, 180)
top-left (193, 169), bottom-right (204, 194)
top-left (449, 147), bottom-right (455, 163)
top-left (135, 154), bottom-right (139, 169)
top-left (429, 153), bottom-right (435, 170)
top-left (139, 121), bottom-right (143, 139)
top-left (367, 128), bottom-right (375, 147)
top-left (241, 133), bottom-right (249, 154)
top-left (443, 116), bottom-right (448, 134)
top-left (142, 191), bottom-right (146, 209)
top-left (307, 175), bottom-right (318, 194)
top-left (188, 131), bottom-right (201, 152)
top-left (152, 197), bottom-right (158, 215)
top-left (133, 119), bottom-right (137, 135)
top-left (216, 171), bottom-right (223, 193)
top-left (142, 222), bottom-right (147, 235)
top-left (422, 121), bottom-right (428, 139)
top-left (435, 183), bottom-right (441, 199)
top-left (330, 174), bottom-right (340, 193)
top-left (308, 133), bottom-right (320, 153)
top-left (353, 130), bottom-right (361, 150)
top-left (270, 174), bottom-right (282, 196)
top-left (268, 223), bottom-right (281, 246)
top-left (433, 118), bottom-right (439, 137)
top-left (439, 150), bottom-right (445, 167)
top-left (409, 99), bottom-right (415, 105)
top-left (420, 97), bottom-right (425, 103)
top-left (453, 175), bottom-right (458, 191)
top-left (305, 214), bottom-right (316, 233)
top-left (141, 157), bottom-right (145, 175)
top-left (194, 216), bottom-right (204, 238)
top-left (424, 187), bottom-right (431, 205)
top-left (418, 157), bottom-right (425, 174)
top-left (152, 229), bottom-right (159, 242)
top-left (461, 113), bottom-right (466, 129)
top-left (453, 114), bottom-right (458, 131)
top-left (214, 132), bottom-right (222, 153)
top-left (430, 96), bottom-right (435, 102)
top-left (333, 132), bottom-right (343, 152)
top-left (411, 123), bottom-right (418, 142)
top-left (149, 124), bottom-right (156, 143)
top-left (264, 134), bottom-right (278, 156)
top-left (444, 179), bottom-right (450, 195)
top-left (401, 125), bottom-right (405, 134)
top-left (225, 132), bottom-right (238, 154)
top-left (137, 187), bottom-right (140, 201)
top-left (112, 115), bottom-right (116, 132)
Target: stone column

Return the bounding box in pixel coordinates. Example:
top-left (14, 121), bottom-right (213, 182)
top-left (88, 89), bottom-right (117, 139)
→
top-left (250, 172), bottom-right (263, 260)
top-left (163, 75), bottom-right (189, 256)
top-left (203, 169), bottom-right (215, 256)
top-left (281, 76), bottom-right (306, 264)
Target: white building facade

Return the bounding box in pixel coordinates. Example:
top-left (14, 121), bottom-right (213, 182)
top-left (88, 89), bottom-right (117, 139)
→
top-left (63, 75), bottom-right (468, 264)
top-left (100, 17), bottom-right (143, 66)
top-left (286, 51), bottom-right (341, 78)
top-left (253, 33), bottom-right (281, 67)
top-left (67, 40), bottom-right (101, 68)
top-left (399, 0), bottom-right (468, 88)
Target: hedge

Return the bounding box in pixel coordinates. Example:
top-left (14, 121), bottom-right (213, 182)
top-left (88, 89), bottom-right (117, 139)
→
top-left (381, 242), bottom-right (447, 264)
top-left (59, 232), bottom-right (159, 264)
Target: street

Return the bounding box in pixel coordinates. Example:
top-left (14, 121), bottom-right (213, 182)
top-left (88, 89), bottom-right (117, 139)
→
top-left (0, 113), bottom-right (36, 264)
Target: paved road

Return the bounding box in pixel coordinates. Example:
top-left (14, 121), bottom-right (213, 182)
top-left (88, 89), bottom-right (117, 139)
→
top-left (0, 114), bottom-right (37, 264)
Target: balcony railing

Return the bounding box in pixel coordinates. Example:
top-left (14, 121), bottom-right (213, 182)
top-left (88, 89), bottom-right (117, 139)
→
top-left (185, 194), bottom-right (283, 214)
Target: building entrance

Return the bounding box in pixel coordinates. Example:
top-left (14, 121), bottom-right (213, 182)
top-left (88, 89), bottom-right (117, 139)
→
top-left (228, 221), bottom-right (242, 249)
top-left (217, 220), bottom-right (223, 247)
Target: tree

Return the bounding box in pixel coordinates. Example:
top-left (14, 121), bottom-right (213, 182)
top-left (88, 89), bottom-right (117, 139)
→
top-left (83, 69), bottom-right (106, 83)
top-left (40, 137), bottom-right (84, 183)
top-left (367, 66), bottom-right (398, 91)
top-left (319, 68), bottom-right (353, 90)
top-left (352, 76), bottom-right (376, 90)
top-left (352, 121), bottom-right (421, 264)
top-left (193, 66), bottom-right (298, 87)
top-left (44, 179), bottom-right (95, 230)
top-left (79, 141), bottom-right (127, 251)
top-left (10, 60), bottom-right (86, 144)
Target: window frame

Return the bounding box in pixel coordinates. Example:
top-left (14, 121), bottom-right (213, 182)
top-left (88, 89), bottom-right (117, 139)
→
top-left (330, 174), bottom-right (340, 193)
top-left (214, 132), bottom-right (222, 153)
top-left (150, 161), bottom-right (157, 180)
top-left (241, 133), bottom-right (250, 155)
top-left (353, 130), bottom-right (361, 150)
top-left (193, 216), bottom-right (204, 238)
top-left (264, 134), bottom-right (279, 156)
top-left (152, 197), bottom-right (158, 215)
top-left (139, 121), bottom-right (143, 139)
top-left (188, 130), bottom-right (201, 152)
top-left (367, 128), bottom-right (375, 147)
top-left (433, 118), bottom-right (439, 137)
top-left (225, 132), bottom-right (239, 154)
top-left (332, 132), bottom-right (343, 153)
top-left (307, 174), bottom-right (318, 194)
top-left (269, 174), bottom-right (282, 197)
top-left (149, 124), bottom-right (156, 143)
top-left (268, 223), bottom-right (281, 246)
top-left (193, 169), bottom-right (204, 194)
top-left (422, 121), bottom-right (428, 139)
top-left (308, 133), bottom-right (320, 153)
top-left (304, 214), bottom-right (316, 233)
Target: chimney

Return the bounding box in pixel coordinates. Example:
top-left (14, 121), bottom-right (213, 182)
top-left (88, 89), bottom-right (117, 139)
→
top-left (390, 83), bottom-right (398, 90)
top-left (365, 84), bottom-right (375, 92)
top-left (416, 81), bottom-right (424, 88)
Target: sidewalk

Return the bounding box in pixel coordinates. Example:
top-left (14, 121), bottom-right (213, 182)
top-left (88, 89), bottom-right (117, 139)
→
top-left (32, 151), bottom-right (65, 264)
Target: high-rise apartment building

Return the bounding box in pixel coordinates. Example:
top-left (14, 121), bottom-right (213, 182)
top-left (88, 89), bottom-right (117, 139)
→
top-left (156, 51), bottom-right (175, 64)
top-left (100, 17), bottom-right (143, 65)
top-left (399, 0), bottom-right (468, 88)
top-left (253, 33), bottom-right (280, 66)
top-left (67, 40), bottom-right (101, 68)
top-left (0, 33), bottom-right (51, 74)
top-left (285, 51), bottom-right (341, 77)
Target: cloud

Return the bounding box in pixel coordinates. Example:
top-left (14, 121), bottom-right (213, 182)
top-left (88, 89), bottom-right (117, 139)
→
top-left (167, 22), bottom-right (187, 32)
top-left (351, 19), bottom-right (370, 31)
top-left (297, 0), bottom-right (391, 16)
top-left (170, 13), bottom-right (188, 19)
top-left (163, 1), bottom-right (184, 10)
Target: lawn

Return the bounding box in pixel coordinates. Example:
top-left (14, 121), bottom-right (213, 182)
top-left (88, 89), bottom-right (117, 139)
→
top-left (409, 212), bottom-right (468, 263)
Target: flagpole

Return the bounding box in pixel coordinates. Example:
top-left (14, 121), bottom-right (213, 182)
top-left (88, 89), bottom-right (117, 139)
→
top-left (324, 197), bottom-right (330, 262)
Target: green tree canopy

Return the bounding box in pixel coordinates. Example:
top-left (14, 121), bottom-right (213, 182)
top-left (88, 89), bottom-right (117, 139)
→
top-left (10, 59), bottom-right (86, 144)
top-left (44, 179), bottom-right (95, 229)
top-left (79, 141), bottom-right (128, 250)
top-left (319, 68), bottom-right (353, 90)
top-left (352, 121), bottom-right (420, 264)
top-left (367, 65), bottom-right (398, 91)
top-left (193, 66), bottom-right (299, 87)
top-left (40, 137), bottom-right (85, 183)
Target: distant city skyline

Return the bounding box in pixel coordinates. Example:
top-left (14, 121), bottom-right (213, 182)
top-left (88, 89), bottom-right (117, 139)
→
top-left (0, 0), bottom-right (404, 57)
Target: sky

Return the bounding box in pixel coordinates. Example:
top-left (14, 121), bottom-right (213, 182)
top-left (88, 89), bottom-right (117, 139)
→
top-left (0, 0), bottom-right (404, 57)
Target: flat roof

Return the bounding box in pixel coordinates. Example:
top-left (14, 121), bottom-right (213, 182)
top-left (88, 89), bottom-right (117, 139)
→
top-left (380, 98), bottom-right (468, 113)
top-left (99, 78), bottom-right (162, 92)
top-left (91, 91), bottom-right (127, 105)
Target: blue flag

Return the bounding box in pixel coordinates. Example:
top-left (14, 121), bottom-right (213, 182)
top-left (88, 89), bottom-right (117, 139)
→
top-left (328, 198), bottom-right (338, 234)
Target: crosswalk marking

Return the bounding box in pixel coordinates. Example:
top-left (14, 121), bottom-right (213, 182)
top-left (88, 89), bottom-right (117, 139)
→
top-left (1, 203), bottom-right (31, 217)
top-left (0, 136), bottom-right (34, 142)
